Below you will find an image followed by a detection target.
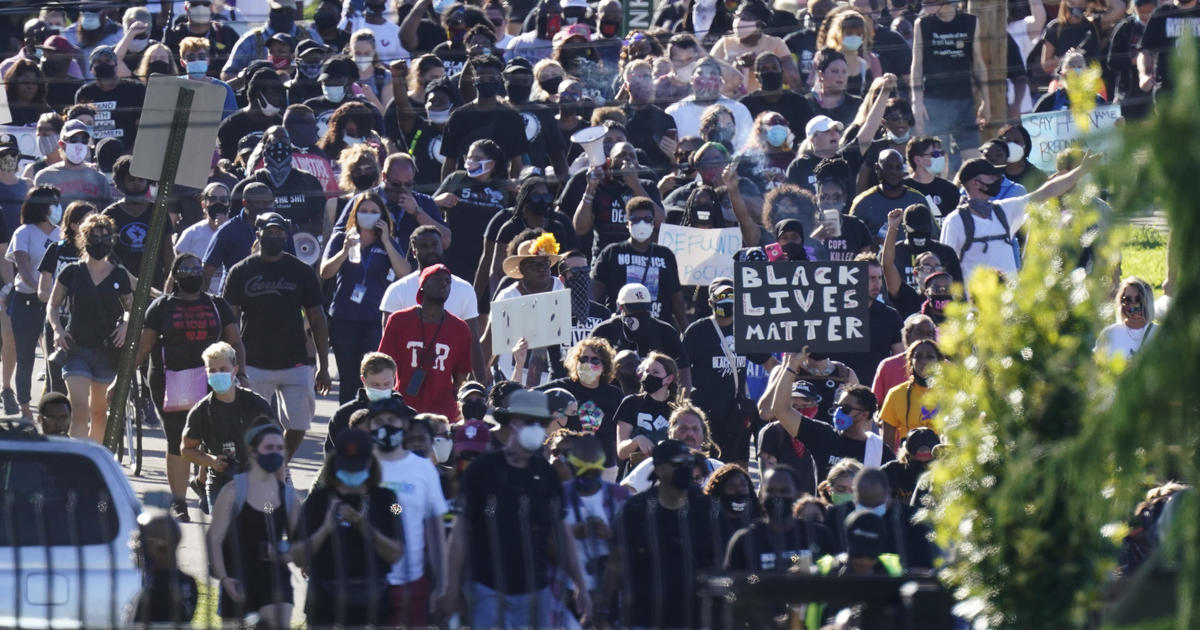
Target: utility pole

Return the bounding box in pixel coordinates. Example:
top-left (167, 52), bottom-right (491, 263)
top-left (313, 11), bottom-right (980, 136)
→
top-left (970, 0), bottom-right (1010, 134)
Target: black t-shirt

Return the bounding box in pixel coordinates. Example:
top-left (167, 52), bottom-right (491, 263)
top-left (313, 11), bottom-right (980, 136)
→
top-left (903, 176), bottom-right (960, 222)
top-left (240, 169), bottom-right (328, 236)
top-left (724, 519), bottom-right (835, 571)
top-left (217, 110), bottom-right (281, 160)
top-left (537, 377), bottom-right (624, 465)
top-left (511, 102), bottom-right (568, 170)
top-left (182, 388), bottom-right (276, 484)
top-left (395, 5), bottom-right (447, 53)
top-left (1042, 18), bottom-right (1102, 61)
top-left (222, 254), bottom-right (324, 369)
top-left (881, 459), bottom-right (930, 506)
top-left (682, 317), bottom-right (761, 458)
top-left (432, 41), bottom-right (469, 77)
top-left (461, 450), bottom-right (563, 594)
top-left (873, 26), bottom-right (913, 79)
top-left (436, 173), bottom-right (509, 281)
top-left (494, 213), bottom-right (581, 266)
top-left (622, 103), bottom-right (678, 172)
top-left (440, 102), bottom-right (531, 170)
top-left (301, 485), bottom-right (399, 604)
top-left (74, 79), bottom-right (146, 144)
top-left (757, 421), bottom-right (819, 496)
top-left (784, 29), bottom-right (819, 89)
top-left (38, 239), bottom-right (80, 278)
top-left (557, 170), bottom-right (664, 259)
top-left (592, 241), bottom-right (682, 321)
top-left (46, 76), bottom-right (84, 114)
top-left (144, 294), bottom-right (235, 371)
top-left (786, 143), bottom-right (863, 192)
top-left (591, 315), bottom-right (687, 366)
top-left (893, 239), bottom-right (964, 287)
top-left (58, 261), bottom-right (132, 348)
top-left (791, 415), bottom-right (896, 481)
top-left (916, 11), bottom-right (976, 99)
top-left (613, 392), bottom-right (675, 446)
top-left (740, 90), bottom-right (814, 140)
top-left (830, 299), bottom-right (901, 388)
top-left (103, 202), bottom-right (171, 287)
top-left (887, 278), bottom-right (925, 319)
top-left (287, 78), bottom-right (323, 110)
top-left (1139, 3), bottom-right (1200, 90)
top-left (816, 213), bottom-right (873, 261)
top-left (384, 103), bottom-right (445, 194)
top-left (616, 489), bottom-right (721, 629)
top-left (803, 91), bottom-right (861, 126)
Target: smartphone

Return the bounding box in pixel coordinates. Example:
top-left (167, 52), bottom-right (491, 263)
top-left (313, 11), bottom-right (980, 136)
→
top-left (764, 242), bottom-right (785, 261)
top-left (405, 368), bottom-right (426, 397)
top-left (821, 209), bottom-right (842, 239)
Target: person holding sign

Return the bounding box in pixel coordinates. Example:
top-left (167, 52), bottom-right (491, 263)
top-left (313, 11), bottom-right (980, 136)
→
top-left (592, 197), bottom-right (687, 330)
top-left (766, 351), bottom-right (894, 480)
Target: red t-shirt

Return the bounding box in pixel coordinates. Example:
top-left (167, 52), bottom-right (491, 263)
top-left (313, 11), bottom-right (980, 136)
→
top-left (378, 306), bottom-right (472, 420)
top-left (872, 352), bottom-right (907, 405)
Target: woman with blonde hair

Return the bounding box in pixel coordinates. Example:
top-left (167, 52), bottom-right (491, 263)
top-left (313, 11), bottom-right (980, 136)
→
top-left (540, 336), bottom-right (625, 475)
top-left (136, 42), bottom-right (181, 81)
top-left (817, 8), bottom-right (881, 97)
top-left (1095, 277), bottom-right (1157, 360)
top-left (406, 54), bottom-right (446, 107)
top-left (350, 29), bottom-right (393, 112)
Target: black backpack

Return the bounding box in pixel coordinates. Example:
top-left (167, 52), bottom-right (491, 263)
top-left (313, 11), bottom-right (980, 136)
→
top-left (953, 201), bottom-right (1021, 267)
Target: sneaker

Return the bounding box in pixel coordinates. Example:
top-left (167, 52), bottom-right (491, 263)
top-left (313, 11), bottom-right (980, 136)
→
top-left (172, 499), bottom-right (190, 523)
top-left (138, 396), bottom-right (160, 427)
top-left (190, 477), bottom-right (209, 515)
top-left (1, 389), bottom-right (16, 415)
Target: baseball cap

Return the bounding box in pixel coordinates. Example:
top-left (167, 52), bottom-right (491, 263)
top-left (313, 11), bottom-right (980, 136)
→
top-left (62, 119), bottom-right (91, 140)
top-left (617, 283), bottom-right (652, 310)
top-left (553, 23), bottom-right (591, 47)
top-left (903, 426), bottom-right (940, 462)
top-left (334, 428), bottom-right (373, 472)
top-left (0, 134), bottom-right (19, 158)
top-left (902, 203), bottom-right (935, 236)
top-left (499, 389), bottom-right (553, 421)
top-left (453, 419), bottom-right (492, 455)
top-left (254, 211), bottom-right (291, 231)
top-left (708, 276), bottom-right (734, 296)
top-left (39, 35), bottom-right (75, 54)
top-left (955, 158), bottom-right (1002, 186)
top-left (504, 57), bottom-right (534, 74)
top-left (805, 115), bottom-right (840, 138)
top-left (457, 381), bottom-right (487, 401)
top-left (844, 509), bottom-right (886, 558)
top-left (791, 379), bottom-right (822, 404)
top-left (652, 438), bottom-right (694, 466)
top-left (243, 181), bottom-right (274, 203)
top-left (268, 0), bottom-right (298, 9)
top-left (89, 44), bottom-right (117, 67)
top-left (296, 39), bottom-right (327, 60)
top-left (94, 137), bottom-right (126, 173)
top-left (417, 263), bottom-right (451, 304)
top-left (320, 56), bottom-right (357, 82)
top-left (544, 388), bottom-right (578, 416)
top-left (364, 396), bottom-right (417, 422)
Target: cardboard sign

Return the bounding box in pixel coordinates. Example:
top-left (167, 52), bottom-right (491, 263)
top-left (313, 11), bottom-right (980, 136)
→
top-left (490, 289), bottom-right (571, 356)
top-left (1020, 104), bottom-right (1121, 172)
top-left (657, 224), bottom-right (742, 286)
top-left (733, 261), bottom-right (871, 354)
top-left (131, 75), bottom-right (227, 189)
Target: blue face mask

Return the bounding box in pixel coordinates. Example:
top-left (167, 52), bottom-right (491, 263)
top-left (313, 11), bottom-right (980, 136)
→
top-left (833, 406), bottom-right (855, 431)
top-left (336, 469), bottom-right (370, 487)
top-left (765, 124), bottom-right (790, 148)
top-left (186, 59), bottom-right (208, 79)
top-left (256, 451), bottom-right (284, 473)
top-left (208, 371), bottom-right (234, 393)
top-left (856, 502), bottom-right (887, 517)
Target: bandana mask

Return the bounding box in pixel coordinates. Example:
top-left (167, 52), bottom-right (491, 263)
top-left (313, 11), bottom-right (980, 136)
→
top-left (264, 141), bottom-right (292, 187)
top-left (565, 270), bottom-right (592, 322)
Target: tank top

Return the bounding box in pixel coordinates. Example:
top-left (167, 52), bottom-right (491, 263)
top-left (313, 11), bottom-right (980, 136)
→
top-left (918, 11), bottom-right (976, 100)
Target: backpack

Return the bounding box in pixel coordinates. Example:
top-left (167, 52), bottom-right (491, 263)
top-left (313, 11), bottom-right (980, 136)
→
top-left (954, 201), bottom-right (1022, 268)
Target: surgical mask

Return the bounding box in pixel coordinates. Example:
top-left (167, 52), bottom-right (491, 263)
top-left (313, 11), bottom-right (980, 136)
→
top-left (831, 491), bottom-right (855, 505)
top-left (257, 452), bottom-right (285, 473)
top-left (357, 211), bottom-right (381, 230)
top-left (466, 159), bottom-right (493, 178)
top-left (461, 398), bottom-right (487, 420)
top-left (670, 465), bottom-right (693, 490)
top-left (48, 204), bottom-right (63, 225)
top-left (842, 35), bottom-right (863, 51)
top-left (426, 105), bottom-right (450, 124)
top-left (766, 124), bottom-right (790, 148)
top-left (374, 424), bottom-right (405, 452)
top-left (336, 469), bottom-right (369, 486)
top-left (323, 85), bottom-right (346, 103)
top-left (1069, 6), bottom-right (1086, 17)
top-left (186, 59), bottom-right (209, 79)
top-left (641, 373), bottom-right (666, 394)
top-left (189, 6), bottom-right (212, 23)
top-left (911, 236), bottom-right (928, 247)
top-left (928, 155), bottom-right (946, 174)
top-left (129, 38), bottom-right (150, 53)
top-left (355, 56), bottom-right (374, 72)
top-left (65, 142), bottom-right (89, 165)
top-left (80, 13), bottom-right (101, 31)
top-left (630, 221), bottom-right (654, 241)
top-left (208, 371), bottom-right (234, 393)
top-left (833, 406), bottom-right (855, 431)
top-left (721, 493), bottom-right (750, 514)
top-left (365, 385), bottom-right (391, 401)
top-left (856, 502), bottom-right (888, 517)
top-left (577, 363), bottom-right (602, 385)
top-left (38, 134), bottom-right (58, 157)
top-left (258, 96), bottom-right (281, 117)
top-left (888, 129), bottom-right (911, 143)
top-left (433, 436), bottom-right (454, 463)
top-left (343, 135), bottom-right (364, 145)
top-left (1005, 141), bottom-right (1024, 163)
top-left (518, 423), bottom-right (547, 451)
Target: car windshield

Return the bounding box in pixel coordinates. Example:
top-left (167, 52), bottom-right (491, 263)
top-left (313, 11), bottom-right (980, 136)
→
top-left (0, 451), bottom-right (121, 547)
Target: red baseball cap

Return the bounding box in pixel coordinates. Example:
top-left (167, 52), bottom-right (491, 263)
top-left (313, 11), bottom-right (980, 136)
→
top-left (417, 263), bottom-right (451, 305)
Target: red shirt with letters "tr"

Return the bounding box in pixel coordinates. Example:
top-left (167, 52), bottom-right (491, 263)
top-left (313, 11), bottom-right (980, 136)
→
top-left (378, 306), bottom-right (472, 420)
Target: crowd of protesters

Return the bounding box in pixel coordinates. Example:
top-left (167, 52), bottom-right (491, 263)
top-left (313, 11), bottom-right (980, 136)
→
top-left (0, 0), bottom-right (1184, 626)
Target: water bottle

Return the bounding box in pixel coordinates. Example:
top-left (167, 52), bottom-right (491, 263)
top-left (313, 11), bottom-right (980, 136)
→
top-left (347, 233), bottom-right (361, 264)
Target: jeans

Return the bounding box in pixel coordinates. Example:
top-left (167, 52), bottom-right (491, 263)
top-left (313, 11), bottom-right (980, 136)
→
top-left (468, 582), bottom-right (554, 630)
top-left (7, 292), bottom-right (45, 405)
top-left (923, 96), bottom-right (981, 175)
top-left (329, 317), bottom-right (382, 404)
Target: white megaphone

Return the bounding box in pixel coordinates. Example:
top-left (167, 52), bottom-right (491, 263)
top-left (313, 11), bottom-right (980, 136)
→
top-left (571, 126), bottom-right (608, 168)
top-left (293, 232), bottom-right (322, 266)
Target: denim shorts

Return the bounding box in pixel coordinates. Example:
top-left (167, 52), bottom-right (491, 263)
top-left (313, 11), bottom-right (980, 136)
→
top-left (62, 345), bottom-right (117, 383)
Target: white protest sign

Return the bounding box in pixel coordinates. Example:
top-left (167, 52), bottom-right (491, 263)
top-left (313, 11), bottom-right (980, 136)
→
top-left (1020, 104), bottom-right (1121, 172)
top-left (490, 289), bottom-right (571, 356)
top-left (131, 75), bottom-right (227, 189)
top-left (657, 223), bottom-right (743, 286)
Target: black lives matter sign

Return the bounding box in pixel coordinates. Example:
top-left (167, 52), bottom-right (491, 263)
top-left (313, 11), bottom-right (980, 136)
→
top-left (733, 261), bottom-right (871, 354)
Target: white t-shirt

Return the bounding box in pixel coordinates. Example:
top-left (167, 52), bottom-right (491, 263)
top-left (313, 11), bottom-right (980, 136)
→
top-left (380, 270), bottom-right (480, 320)
top-left (562, 486), bottom-right (617, 592)
top-left (378, 452), bottom-right (448, 585)
top-left (620, 456), bottom-right (723, 493)
top-left (175, 221), bottom-right (223, 294)
top-left (664, 96), bottom-right (755, 152)
top-left (939, 196), bottom-right (1028, 282)
top-left (1095, 322), bottom-right (1156, 359)
top-left (340, 17), bottom-right (410, 63)
top-left (6, 224), bottom-right (60, 294)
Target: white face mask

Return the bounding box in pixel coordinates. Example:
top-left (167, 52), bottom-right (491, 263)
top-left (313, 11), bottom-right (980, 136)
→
top-left (258, 96), bottom-right (281, 117)
top-left (842, 35), bottom-right (864, 51)
top-left (432, 436), bottom-right (454, 463)
top-left (64, 142), bottom-right (89, 165)
top-left (343, 134), bottom-right (364, 145)
top-left (355, 55), bottom-right (374, 72)
top-left (357, 211), bottom-right (380, 229)
top-left (80, 13), bottom-right (101, 31)
top-left (629, 221), bottom-right (654, 241)
top-left (577, 363), bottom-right (602, 385)
top-left (1005, 142), bottom-right (1024, 163)
top-left (928, 155), bottom-right (946, 174)
top-left (49, 204), bottom-right (64, 225)
top-left (323, 85), bottom-right (346, 103)
top-left (365, 386), bottom-right (392, 401)
top-left (517, 423), bottom-right (547, 451)
top-left (466, 159), bottom-right (493, 178)
top-left (189, 6), bottom-right (212, 23)
top-left (38, 134), bottom-right (58, 157)
top-left (426, 105), bottom-right (450, 124)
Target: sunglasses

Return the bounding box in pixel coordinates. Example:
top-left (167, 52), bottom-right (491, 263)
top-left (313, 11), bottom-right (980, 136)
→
top-left (529, 192), bottom-right (554, 204)
top-left (924, 150), bottom-right (945, 158)
top-left (522, 259), bottom-right (551, 271)
top-left (623, 32), bottom-right (647, 47)
top-left (578, 355), bottom-right (603, 366)
top-left (1120, 295), bottom-right (1142, 305)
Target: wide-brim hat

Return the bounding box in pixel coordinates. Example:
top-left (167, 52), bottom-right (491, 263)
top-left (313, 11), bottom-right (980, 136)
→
top-left (502, 233), bottom-right (564, 279)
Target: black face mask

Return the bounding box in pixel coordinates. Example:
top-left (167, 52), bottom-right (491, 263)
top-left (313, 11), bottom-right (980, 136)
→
top-left (721, 493), bottom-right (751, 515)
top-left (86, 240), bottom-right (113, 259)
top-left (176, 274), bottom-right (204, 293)
top-left (268, 9), bottom-right (295, 33)
top-left (640, 372), bottom-right (665, 394)
top-left (474, 79), bottom-right (502, 98)
top-left (981, 179), bottom-right (1003, 197)
top-left (207, 202), bottom-right (229, 216)
top-left (351, 170), bottom-right (378, 190)
top-left (148, 60), bottom-right (173, 75)
top-left (763, 496), bottom-right (793, 521)
top-left (559, 100), bottom-right (578, 116)
top-left (538, 75), bottom-right (562, 94)
top-left (373, 424), bottom-right (405, 452)
top-left (670, 466), bottom-right (693, 491)
top-left (759, 70), bottom-right (784, 91)
top-left (314, 10), bottom-right (340, 29)
top-left (260, 235), bottom-right (287, 256)
top-left (461, 398), bottom-right (487, 420)
top-left (782, 242), bottom-right (808, 261)
top-left (41, 60), bottom-right (59, 76)
top-left (506, 82), bottom-right (532, 104)
top-left (93, 63), bottom-right (117, 79)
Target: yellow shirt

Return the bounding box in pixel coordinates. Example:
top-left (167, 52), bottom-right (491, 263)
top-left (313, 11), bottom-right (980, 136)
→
top-left (879, 381), bottom-right (935, 439)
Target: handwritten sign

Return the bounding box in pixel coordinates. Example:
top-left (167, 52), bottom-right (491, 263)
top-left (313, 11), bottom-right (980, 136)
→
top-left (1020, 104), bottom-right (1121, 172)
top-left (490, 289), bottom-right (571, 356)
top-left (657, 224), bottom-right (742, 286)
top-left (733, 261), bottom-right (870, 354)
